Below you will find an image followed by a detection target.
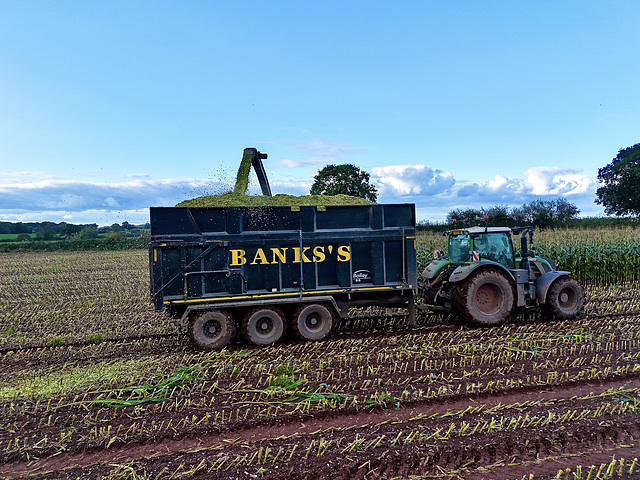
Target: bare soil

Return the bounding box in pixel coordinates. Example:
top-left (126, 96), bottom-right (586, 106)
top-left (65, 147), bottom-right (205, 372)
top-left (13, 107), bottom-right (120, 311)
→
top-left (2, 286), bottom-right (640, 479)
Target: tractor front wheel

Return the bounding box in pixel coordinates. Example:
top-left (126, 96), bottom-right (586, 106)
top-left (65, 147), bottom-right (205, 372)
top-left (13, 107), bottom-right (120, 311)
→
top-left (453, 269), bottom-right (515, 326)
top-left (543, 276), bottom-right (585, 319)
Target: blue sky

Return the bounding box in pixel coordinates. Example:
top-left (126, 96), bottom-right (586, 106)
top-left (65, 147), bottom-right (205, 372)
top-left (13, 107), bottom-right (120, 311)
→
top-left (1, 1), bottom-right (639, 225)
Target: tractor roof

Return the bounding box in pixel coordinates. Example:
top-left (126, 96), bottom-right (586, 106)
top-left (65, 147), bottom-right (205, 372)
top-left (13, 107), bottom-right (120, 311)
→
top-left (445, 226), bottom-right (513, 236)
top-left (467, 226), bottom-right (512, 234)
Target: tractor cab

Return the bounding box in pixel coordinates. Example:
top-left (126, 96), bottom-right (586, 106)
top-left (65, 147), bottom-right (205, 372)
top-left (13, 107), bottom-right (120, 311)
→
top-left (447, 227), bottom-right (515, 269)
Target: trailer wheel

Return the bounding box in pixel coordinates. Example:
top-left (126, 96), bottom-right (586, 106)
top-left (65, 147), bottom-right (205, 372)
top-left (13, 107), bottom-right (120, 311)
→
top-left (242, 307), bottom-right (286, 346)
top-left (543, 276), bottom-right (585, 319)
top-left (453, 268), bottom-right (515, 327)
top-left (188, 310), bottom-right (236, 350)
top-left (292, 303), bottom-right (335, 341)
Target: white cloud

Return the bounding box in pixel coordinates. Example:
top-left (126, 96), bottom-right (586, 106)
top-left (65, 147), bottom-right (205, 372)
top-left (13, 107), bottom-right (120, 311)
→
top-left (372, 164), bottom-right (455, 196)
top-left (103, 197), bottom-right (120, 207)
top-left (364, 163), bottom-right (601, 221)
top-left (452, 167), bottom-right (594, 202)
top-left (0, 176), bottom-right (218, 225)
top-left (523, 167), bottom-right (594, 195)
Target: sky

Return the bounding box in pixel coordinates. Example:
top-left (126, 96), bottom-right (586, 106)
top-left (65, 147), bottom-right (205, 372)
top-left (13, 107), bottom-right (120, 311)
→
top-left (1, 1), bottom-right (639, 226)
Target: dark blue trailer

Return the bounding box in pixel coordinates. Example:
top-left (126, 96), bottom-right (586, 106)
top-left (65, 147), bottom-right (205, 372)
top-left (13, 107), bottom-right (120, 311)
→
top-left (149, 204), bottom-right (417, 350)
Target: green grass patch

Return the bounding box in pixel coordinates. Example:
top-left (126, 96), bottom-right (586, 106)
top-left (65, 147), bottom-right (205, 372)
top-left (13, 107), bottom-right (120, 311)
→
top-left (0, 356), bottom-right (162, 401)
top-left (86, 333), bottom-right (105, 343)
top-left (47, 337), bottom-right (66, 346)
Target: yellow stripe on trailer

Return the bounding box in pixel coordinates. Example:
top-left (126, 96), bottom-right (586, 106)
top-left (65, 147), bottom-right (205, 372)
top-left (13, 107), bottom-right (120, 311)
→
top-left (164, 285), bottom-right (408, 305)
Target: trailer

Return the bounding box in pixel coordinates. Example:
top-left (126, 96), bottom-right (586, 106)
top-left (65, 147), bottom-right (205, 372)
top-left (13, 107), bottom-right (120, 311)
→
top-left (149, 204), bottom-right (417, 350)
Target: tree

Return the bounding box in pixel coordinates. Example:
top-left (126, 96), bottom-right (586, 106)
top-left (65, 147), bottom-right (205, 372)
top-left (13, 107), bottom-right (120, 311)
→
top-left (60, 223), bottom-right (81, 238)
top-left (78, 225), bottom-right (98, 239)
top-left (310, 164), bottom-right (378, 202)
top-left (511, 198), bottom-right (579, 229)
top-left (553, 198), bottom-right (580, 225)
top-left (35, 225), bottom-right (55, 241)
top-left (596, 143), bottom-right (640, 216)
top-left (446, 208), bottom-right (483, 226)
top-left (104, 231), bottom-right (124, 244)
top-left (482, 205), bottom-right (511, 226)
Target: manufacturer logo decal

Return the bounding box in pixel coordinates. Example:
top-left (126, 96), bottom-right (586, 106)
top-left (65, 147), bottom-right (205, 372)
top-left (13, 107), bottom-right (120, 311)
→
top-left (353, 270), bottom-right (371, 283)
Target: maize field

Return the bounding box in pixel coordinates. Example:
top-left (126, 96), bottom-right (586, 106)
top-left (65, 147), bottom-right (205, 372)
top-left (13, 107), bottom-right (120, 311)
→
top-left (1, 227), bottom-right (640, 479)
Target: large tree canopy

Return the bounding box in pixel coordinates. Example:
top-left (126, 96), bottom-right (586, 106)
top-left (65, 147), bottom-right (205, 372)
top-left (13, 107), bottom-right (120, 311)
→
top-left (596, 143), bottom-right (640, 216)
top-left (310, 164), bottom-right (378, 202)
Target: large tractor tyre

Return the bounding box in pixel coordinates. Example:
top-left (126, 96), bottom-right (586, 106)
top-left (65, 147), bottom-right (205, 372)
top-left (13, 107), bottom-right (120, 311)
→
top-left (188, 310), bottom-right (236, 350)
top-left (453, 269), bottom-right (515, 327)
top-left (242, 307), bottom-right (287, 346)
top-left (543, 276), bottom-right (585, 319)
top-left (291, 303), bottom-right (335, 341)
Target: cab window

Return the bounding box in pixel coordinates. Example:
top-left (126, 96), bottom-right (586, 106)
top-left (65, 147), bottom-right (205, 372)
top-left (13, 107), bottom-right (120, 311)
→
top-left (448, 234), bottom-right (470, 262)
top-left (471, 233), bottom-right (514, 269)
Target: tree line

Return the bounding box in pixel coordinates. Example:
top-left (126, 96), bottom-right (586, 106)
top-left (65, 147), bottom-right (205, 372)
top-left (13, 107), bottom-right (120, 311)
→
top-left (445, 198), bottom-right (579, 230)
top-left (0, 221), bottom-right (149, 242)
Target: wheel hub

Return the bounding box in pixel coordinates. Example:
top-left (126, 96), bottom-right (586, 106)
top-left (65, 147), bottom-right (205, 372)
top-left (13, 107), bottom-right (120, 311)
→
top-left (255, 316), bottom-right (274, 336)
top-left (203, 320), bottom-right (221, 337)
top-left (475, 284), bottom-right (502, 315)
top-left (558, 287), bottom-right (576, 308)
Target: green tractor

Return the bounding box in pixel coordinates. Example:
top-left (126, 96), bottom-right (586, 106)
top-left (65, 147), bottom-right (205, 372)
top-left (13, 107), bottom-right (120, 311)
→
top-left (419, 226), bottom-right (585, 326)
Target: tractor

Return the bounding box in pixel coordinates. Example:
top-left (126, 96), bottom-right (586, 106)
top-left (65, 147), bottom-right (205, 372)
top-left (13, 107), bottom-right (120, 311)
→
top-left (419, 226), bottom-right (585, 325)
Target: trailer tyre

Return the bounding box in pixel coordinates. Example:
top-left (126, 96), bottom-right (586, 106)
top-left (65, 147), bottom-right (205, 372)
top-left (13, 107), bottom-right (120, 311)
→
top-left (454, 268), bottom-right (515, 327)
top-left (242, 307), bottom-right (286, 346)
top-left (189, 310), bottom-right (236, 350)
top-left (543, 276), bottom-right (585, 319)
top-left (292, 303), bottom-right (335, 341)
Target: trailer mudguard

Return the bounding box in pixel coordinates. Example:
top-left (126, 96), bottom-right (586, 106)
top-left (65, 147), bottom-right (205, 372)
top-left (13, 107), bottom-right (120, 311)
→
top-left (535, 271), bottom-right (571, 304)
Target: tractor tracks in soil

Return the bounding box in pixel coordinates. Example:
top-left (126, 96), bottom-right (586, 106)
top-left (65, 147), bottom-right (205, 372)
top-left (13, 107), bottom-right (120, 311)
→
top-left (1, 309), bottom-right (637, 375)
top-left (3, 374), bottom-right (640, 479)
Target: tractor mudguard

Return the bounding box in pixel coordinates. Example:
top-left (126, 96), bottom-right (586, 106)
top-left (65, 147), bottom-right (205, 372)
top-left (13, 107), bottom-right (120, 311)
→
top-left (535, 271), bottom-right (571, 304)
top-left (448, 261), bottom-right (515, 284)
top-left (422, 259), bottom-right (451, 281)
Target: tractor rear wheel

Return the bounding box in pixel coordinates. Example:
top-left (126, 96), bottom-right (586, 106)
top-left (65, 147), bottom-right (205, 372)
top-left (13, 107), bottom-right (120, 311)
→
top-left (242, 307), bottom-right (286, 346)
top-left (453, 269), bottom-right (515, 326)
top-left (543, 276), bottom-right (585, 319)
top-left (188, 310), bottom-right (236, 350)
top-left (291, 303), bottom-right (335, 341)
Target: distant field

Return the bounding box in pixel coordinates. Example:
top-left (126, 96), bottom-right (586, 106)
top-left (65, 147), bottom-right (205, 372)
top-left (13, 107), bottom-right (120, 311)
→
top-left (0, 234), bottom-right (31, 241)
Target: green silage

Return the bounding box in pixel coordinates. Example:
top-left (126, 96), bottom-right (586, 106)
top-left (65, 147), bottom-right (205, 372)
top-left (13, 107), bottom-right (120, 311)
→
top-left (233, 150), bottom-right (253, 195)
top-left (177, 192), bottom-right (371, 208)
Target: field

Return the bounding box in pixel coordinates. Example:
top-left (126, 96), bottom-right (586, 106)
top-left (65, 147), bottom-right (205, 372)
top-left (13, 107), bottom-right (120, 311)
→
top-left (2, 229), bottom-right (640, 480)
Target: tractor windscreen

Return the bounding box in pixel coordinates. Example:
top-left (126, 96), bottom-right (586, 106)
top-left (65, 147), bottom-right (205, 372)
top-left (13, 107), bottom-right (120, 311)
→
top-left (471, 233), bottom-right (515, 269)
top-left (449, 233), bottom-right (471, 262)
